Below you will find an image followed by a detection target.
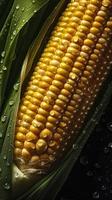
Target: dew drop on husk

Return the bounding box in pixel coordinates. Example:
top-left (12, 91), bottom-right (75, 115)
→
top-left (33, 10), bottom-right (37, 14)
top-left (72, 143), bottom-right (79, 151)
top-left (0, 132), bottom-right (3, 138)
top-left (3, 155), bottom-right (7, 160)
top-left (10, 36), bottom-right (13, 40)
top-left (2, 65), bottom-right (7, 71)
top-left (1, 51), bottom-right (5, 58)
top-left (32, 0), bottom-right (36, 3)
top-left (3, 182), bottom-right (10, 190)
top-left (0, 59), bottom-right (3, 64)
top-left (9, 100), bottom-right (14, 106)
top-left (13, 83), bottom-right (19, 91)
top-left (21, 7), bottom-right (25, 12)
top-left (13, 30), bottom-right (16, 36)
top-left (1, 115), bottom-right (7, 123)
top-left (6, 162), bottom-right (10, 167)
top-left (16, 5), bottom-right (19, 10)
top-left (7, 133), bottom-right (9, 137)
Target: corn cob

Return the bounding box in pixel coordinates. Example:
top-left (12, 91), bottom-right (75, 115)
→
top-left (14, 0), bottom-right (112, 173)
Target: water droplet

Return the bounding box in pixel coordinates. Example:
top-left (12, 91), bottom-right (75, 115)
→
top-left (1, 51), bottom-right (5, 58)
top-left (82, 130), bottom-right (86, 134)
top-left (101, 185), bottom-right (106, 191)
top-left (11, 36), bottom-right (13, 40)
top-left (7, 133), bottom-right (9, 137)
top-left (86, 170), bottom-right (93, 177)
top-left (15, 173), bottom-right (19, 179)
top-left (107, 122), bottom-right (112, 132)
top-left (21, 7), bottom-right (25, 12)
top-left (6, 162), bottom-right (10, 167)
top-left (34, 10), bottom-right (37, 13)
top-left (94, 163), bottom-right (101, 169)
top-left (14, 23), bottom-right (17, 26)
top-left (3, 182), bottom-right (10, 190)
top-left (60, 122), bottom-right (66, 127)
top-left (1, 115), bottom-right (7, 123)
top-left (97, 176), bottom-right (103, 182)
top-left (80, 156), bottom-right (88, 166)
top-left (104, 147), bottom-right (109, 154)
top-left (92, 191), bottom-right (100, 199)
top-left (16, 5), bottom-right (19, 10)
top-left (72, 143), bottom-right (78, 150)
top-left (23, 19), bottom-right (25, 23)
top-left (108, 142), bottom-right (112, 148)
top-left (13, 30), bottom-right (16, 36)
top-left (9, 100), bottom-right (14, 106)
top-left (13, 83), bottom-right (19, 91)
top-left (50, 111), bottom-right (55, 116)
top-left (0, 59), bottom-right (3, 64)
top-left (2, 66), bottom-right (7, 71)
top-left (0, 132), bottom-right (3, 138)
top-left (3, 155), bottom-right (7, 160)
top-left (32, 0), bottom-right (36, 3)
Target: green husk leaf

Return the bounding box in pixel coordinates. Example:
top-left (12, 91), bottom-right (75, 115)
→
top-left (0, 0), bottom-right (53, 110)
top-left (0, 0), bottom-right (63, 199)
top-left (0, 83), bottom-right (21, 200)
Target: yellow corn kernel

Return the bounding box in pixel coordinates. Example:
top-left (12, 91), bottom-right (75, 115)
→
top-left (14, 0), bottom-right (112, 172)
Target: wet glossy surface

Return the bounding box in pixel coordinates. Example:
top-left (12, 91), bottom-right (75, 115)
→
top-left (56, 96), bottom-right (112, 200)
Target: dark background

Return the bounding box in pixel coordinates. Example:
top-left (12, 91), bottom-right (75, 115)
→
top-left (56, 97), bottom-right (112, 200)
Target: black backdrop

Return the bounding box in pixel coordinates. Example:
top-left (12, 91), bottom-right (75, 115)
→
top-left (56, 97), bottom-right (112, 200)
